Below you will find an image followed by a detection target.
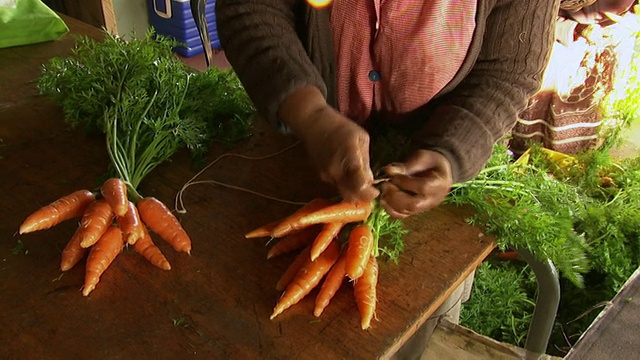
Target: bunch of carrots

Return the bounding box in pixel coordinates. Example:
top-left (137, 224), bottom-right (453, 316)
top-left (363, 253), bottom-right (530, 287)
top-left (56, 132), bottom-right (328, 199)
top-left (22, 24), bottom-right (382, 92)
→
top-left (246, 198), bottom-right (389, 330)
top-left (19, 177), bottom-right (191, 296)
top-left (25, 32), bottom-right (254, 297)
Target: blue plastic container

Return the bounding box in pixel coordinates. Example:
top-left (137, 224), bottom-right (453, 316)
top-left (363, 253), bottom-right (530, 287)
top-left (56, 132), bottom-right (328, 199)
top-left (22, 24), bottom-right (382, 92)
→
top-left (148, 0), bottom-right (220, 57)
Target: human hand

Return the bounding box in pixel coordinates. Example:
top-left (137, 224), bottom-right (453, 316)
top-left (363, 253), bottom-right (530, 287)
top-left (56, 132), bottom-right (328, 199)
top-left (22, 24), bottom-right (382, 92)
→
top-left (378, 149), bottom-right (453, 219)
top-left (299, 106), bottom-right (380, 203)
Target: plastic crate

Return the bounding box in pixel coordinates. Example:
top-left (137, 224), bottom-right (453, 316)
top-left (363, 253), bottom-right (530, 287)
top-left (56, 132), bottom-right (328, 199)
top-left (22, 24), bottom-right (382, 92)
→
top-left (148, 0), bottom-right (220, 57)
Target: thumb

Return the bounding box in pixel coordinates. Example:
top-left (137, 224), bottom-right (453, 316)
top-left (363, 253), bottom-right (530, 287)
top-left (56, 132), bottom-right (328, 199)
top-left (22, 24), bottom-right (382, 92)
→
top-left (382, 162), bottom-right (407, 177)
top-left (384, 150), bottom-right (444, 176)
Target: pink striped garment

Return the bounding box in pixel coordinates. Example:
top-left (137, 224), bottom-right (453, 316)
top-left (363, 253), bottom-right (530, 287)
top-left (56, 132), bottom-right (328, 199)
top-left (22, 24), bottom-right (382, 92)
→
top-left (330, 0), bottom-right (477, 123)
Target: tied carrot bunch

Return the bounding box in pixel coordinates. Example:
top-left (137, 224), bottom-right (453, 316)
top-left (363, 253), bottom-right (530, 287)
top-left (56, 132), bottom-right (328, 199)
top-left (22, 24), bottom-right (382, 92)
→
top-left (19, 30), bottom-right (255, 296)
top-left (245, 198), bottom-right (406, 330)
top-left (19, 178), bottom-right (190, 296)
top-left (20, 31), bottom-right (254, 297)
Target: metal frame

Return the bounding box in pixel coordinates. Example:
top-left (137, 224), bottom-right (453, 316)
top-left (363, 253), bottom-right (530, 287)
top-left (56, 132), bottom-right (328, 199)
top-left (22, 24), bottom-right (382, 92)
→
top-left (516, 248), bottom-right (561, 357)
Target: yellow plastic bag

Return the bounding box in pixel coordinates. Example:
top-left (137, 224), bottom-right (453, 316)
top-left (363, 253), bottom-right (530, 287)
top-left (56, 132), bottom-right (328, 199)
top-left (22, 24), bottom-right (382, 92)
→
top-left (514, 147), bottom-right (579, 178)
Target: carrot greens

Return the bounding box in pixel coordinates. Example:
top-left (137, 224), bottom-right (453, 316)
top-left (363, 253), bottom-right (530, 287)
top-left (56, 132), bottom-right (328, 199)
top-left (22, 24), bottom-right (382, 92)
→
top-left (37, 30), bottom-right (255, 200)
top-left (365, 201), bottom-right (406, 263)
top-left (28, 29), bottom-right (256, 294)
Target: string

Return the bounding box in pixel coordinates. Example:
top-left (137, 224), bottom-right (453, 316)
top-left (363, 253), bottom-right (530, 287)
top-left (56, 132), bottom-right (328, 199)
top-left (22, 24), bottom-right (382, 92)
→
top-left (174, 141), bottom-right (307, 213)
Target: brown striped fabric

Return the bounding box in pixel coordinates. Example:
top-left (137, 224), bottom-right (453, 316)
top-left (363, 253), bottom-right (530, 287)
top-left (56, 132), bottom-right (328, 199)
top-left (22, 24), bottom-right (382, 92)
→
top-left (510, 41), bottom-right (617, 155)
top-left (509, 6), bottom-right (636, 156)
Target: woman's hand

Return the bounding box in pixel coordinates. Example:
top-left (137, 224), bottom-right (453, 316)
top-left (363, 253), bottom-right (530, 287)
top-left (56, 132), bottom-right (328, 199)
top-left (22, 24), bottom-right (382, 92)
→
top-left (379, 149), bottom-right (453, 219)
top-left (279, 86), bottom-right (379, 203)
top-left (301, 106), bottom-right (380, 202)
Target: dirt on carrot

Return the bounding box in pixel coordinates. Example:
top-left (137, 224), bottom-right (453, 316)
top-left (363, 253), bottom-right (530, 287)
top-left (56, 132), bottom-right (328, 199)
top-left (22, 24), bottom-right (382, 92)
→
top-left (116, 200), bottom-right (145, 245)
top-left (134, 226), bottom-right (171, 270)
top-left (75, 199), bottom-right (115, 249)
top-left (297, 200), bottom-right (372, 227)
top-left (344, 224), bottom-right (374, 280)
top-left (19, 189), bottom-right (96, 234)
top-left (137, 196), bottom-right (191, 254)
top-left (314, 251), bottom-right (347, 317)
top-left (270, 198), bottom-right (332, 238)
top-left (101, 177), bottom-right (129, 217)
top-left (271, 240), bottom-right (340, 319)
top-left (267, 225), bottom-right (321, 260)
top-left (82, 225), bottom-right (124, 296)
top-left (354, 255), bottom-right (379, 330)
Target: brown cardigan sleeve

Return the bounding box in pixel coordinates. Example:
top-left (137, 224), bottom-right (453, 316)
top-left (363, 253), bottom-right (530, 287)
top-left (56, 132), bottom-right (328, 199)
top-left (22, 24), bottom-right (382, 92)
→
top-left (415, 0), bottom-right (560, 183)
top-left (215, 0), bottom-right (333, 130)
top-left (217, 0), bottom-right (559, 183)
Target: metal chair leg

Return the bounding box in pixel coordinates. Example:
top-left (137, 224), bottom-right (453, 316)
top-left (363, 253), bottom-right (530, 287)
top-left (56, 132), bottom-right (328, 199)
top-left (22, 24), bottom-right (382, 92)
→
top-left (516, 248), bottom-right (561, 358)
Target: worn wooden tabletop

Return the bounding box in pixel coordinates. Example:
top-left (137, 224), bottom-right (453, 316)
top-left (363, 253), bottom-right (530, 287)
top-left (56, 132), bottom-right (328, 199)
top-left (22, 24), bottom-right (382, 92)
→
top-left (0, 15), bottom-right (495, 360)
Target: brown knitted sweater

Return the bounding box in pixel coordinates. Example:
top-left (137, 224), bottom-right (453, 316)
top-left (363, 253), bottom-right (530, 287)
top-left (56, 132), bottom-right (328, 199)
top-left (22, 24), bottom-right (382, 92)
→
top-left (215, 0), bottom-right (559, 183)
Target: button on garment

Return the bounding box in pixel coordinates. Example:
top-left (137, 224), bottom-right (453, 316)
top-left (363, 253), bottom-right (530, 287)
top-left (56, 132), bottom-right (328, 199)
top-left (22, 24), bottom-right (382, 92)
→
top-left (368, 70), bottom-right (381, 82)
top-left (330, 0), bottom-right (477, 123)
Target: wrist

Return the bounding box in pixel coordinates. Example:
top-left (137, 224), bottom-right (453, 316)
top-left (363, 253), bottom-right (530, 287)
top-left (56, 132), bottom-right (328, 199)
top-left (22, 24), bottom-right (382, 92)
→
top-left (278, 85), bottom-right (328, 138)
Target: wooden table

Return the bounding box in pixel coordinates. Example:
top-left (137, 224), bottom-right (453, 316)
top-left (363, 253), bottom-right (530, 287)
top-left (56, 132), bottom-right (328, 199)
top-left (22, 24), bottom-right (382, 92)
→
top-left (0, 15), bottom-right (495, 359)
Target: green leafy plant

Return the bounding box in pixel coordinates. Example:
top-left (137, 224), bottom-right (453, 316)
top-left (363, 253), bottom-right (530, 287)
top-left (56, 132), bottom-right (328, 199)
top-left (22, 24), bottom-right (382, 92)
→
top-left (459, 31), bottom-right (640, 352)
top-left (447, 144), bottom-right (592, 287)
top-left (453, 148), bottom-right (640, 353)
top-left (366, 202), bottom-right (407, 263)
top-left (459, 261), bottom-right (536, 346)
top-left (37, 30), bottom-right (255, 200)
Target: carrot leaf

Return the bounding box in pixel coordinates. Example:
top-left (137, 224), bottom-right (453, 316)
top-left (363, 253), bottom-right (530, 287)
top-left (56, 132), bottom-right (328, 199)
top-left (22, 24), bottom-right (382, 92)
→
top-left (366, 201), bottom-right (407, 263)
top-left (37, 30), bottom-right (255, 199)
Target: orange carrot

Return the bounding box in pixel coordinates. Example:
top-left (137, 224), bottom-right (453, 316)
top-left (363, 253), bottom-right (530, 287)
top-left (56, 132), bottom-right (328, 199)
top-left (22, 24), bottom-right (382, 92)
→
top-left (267, 226), bottom-right (320, 260)
top-left (270, 198), bottom-right (332, 238)
top-left (60, 234), bottom-right (87, 272)
top-left (101, 177), bottom-right (129, 217)
top-left (245, 219), bottom-right (281, 239)
top-left (354, 255), bottom-right (379, 330)
top-left (19, 189), bottom-right (95, 234)
top-left (134, 226), bottom-right (171, 270)
top-left (74, 199), bottom-right (114, 248)
top-left (297, 200), bottom-right (372, 227)
top-left (116, 200), bottom-right (145, 245)
top-left (137, 197), bottom-right (191, 254)
top-left (496, 250), bottom-right (520, 261)
top-left (310, 222), bottom-right (344, 261)
top-left (313, 252), bottom-right (347, 317)
top-left (271, 241), bottom-right (340, 320)
top-left (344, 224), bottom-right (374, 280)
top-left (82, 225), bottom-right (124, 296)
top-left (275, 246), bottom-right (312, 291)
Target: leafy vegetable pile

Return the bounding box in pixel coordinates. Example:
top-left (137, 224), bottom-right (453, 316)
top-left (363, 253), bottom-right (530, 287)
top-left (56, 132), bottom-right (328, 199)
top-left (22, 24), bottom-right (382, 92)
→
top-left (19, 30), bottom-right (255, 296)
top-left (456, 32), bottom-right (640, 354)
top-left (457, 143), bottom-right (640, 353)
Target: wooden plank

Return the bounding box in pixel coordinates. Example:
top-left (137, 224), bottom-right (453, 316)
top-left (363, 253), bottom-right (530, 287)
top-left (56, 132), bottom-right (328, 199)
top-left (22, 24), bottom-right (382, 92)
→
top-left (565, 268), bottom-right (640, 360)
top-left (423, 320), bottom-right (523, 360)
top-left (0, 15), bottom-right (495, 359)
top-left (100, 0), bottom-right (118, 34)
top-left (62, 0), bottom-right (107, 29)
